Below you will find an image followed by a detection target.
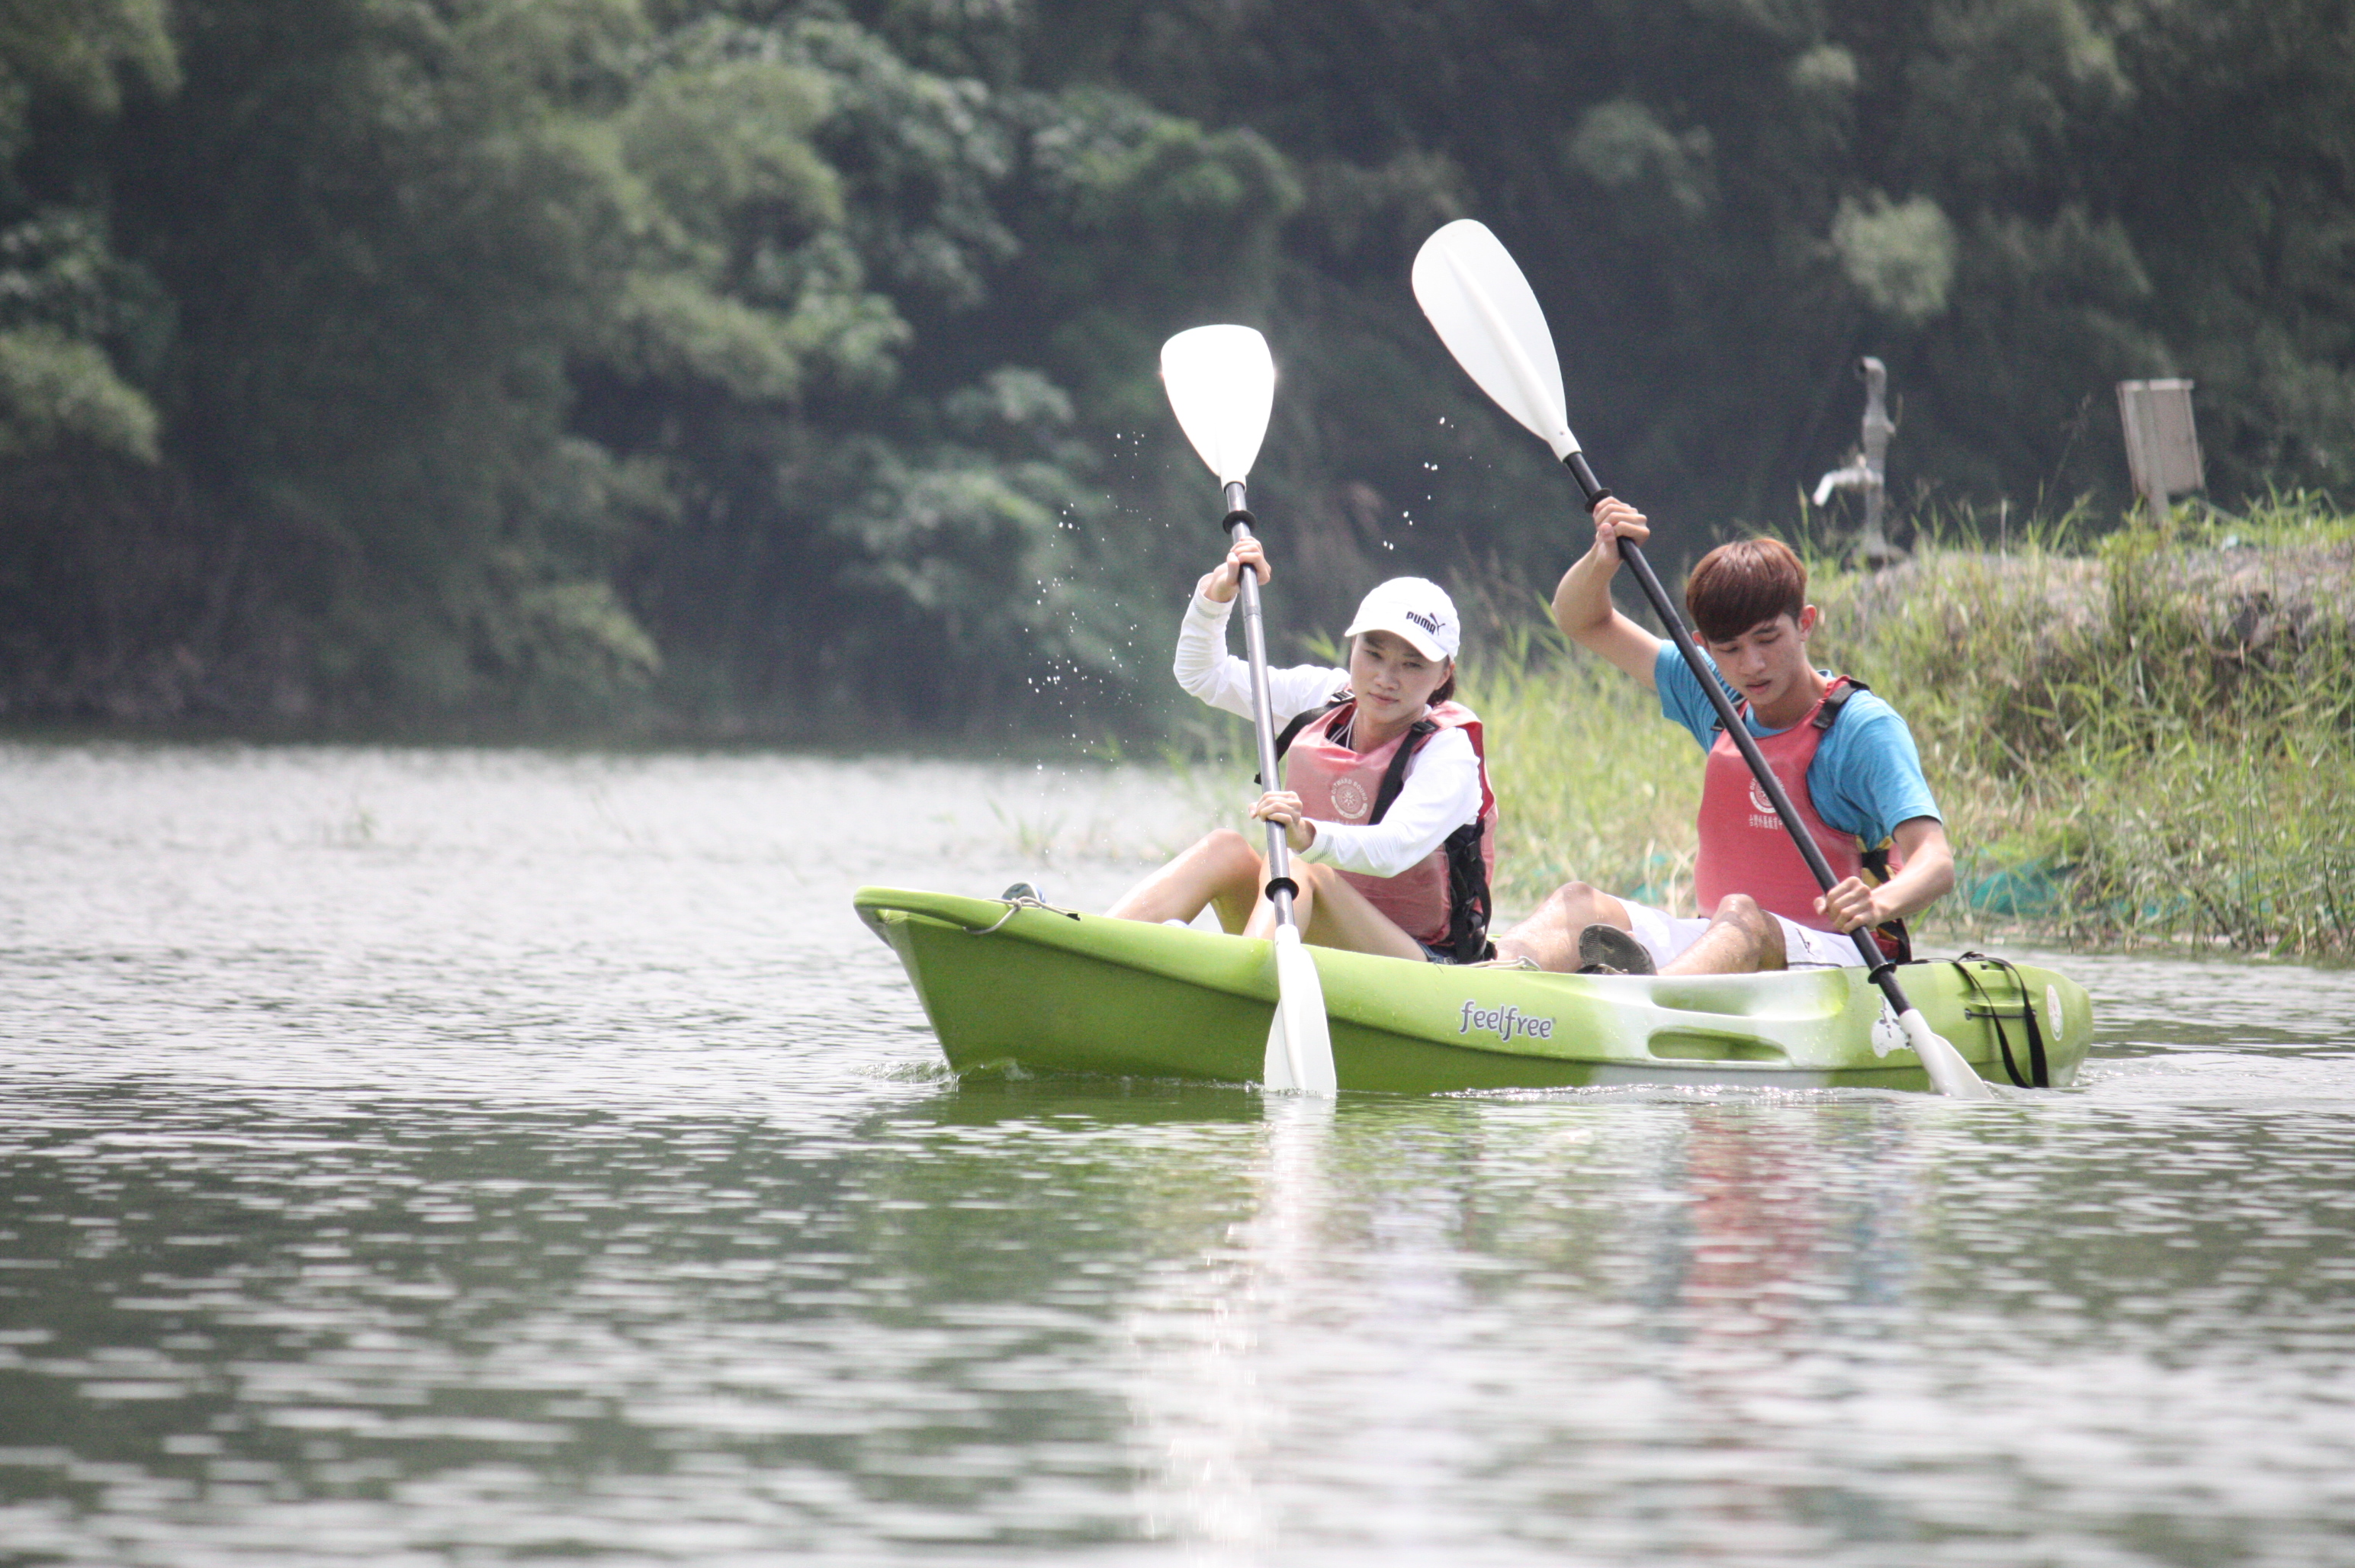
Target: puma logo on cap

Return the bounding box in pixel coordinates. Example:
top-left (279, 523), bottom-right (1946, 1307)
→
top-left (1341, 575), bottom-right (1463, 658)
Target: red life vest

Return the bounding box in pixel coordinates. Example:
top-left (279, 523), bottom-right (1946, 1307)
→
top-left (1282, 698), bottom-right (1498, 952)
top-left (1693, 676), bottom-right (1905, 949)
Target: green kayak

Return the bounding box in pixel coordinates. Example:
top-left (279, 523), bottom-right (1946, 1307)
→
top-left (856, 886), bottom-right (2093, 1094)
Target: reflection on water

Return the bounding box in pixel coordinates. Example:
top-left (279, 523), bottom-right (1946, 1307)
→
top-left (2, 744), bottom-right (2353, 1564)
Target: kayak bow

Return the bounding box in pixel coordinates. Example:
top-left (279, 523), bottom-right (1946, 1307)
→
top-left (855, 887), bottom-right (2091, 1094)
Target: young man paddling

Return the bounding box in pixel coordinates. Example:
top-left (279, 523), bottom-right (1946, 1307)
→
top-left (1107, 535), bottom-right (1503, 963)
top-left (1500, 498), bottom-right (1954, 975)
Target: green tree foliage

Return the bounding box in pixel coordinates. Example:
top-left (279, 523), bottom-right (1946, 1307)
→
top-left (1023, 0), bottom-right (2353, 561)
top-left (0, 2), bottom-right (172, 462)
top-left (578, 8), bottom-right (1303, 732)
top-left (0, 0), bottom-right (2347, 734)
top-left (0, 0), bottom-right (1302, 729)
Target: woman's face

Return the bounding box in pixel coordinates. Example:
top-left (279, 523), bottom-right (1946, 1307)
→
top-left (1348, 631), bottom-right (1452, 726)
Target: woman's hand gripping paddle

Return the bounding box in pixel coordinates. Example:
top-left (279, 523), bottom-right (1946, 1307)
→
top-left (1409, 220), bottom-right (1994, 1101)
top-left (1161, 325), bottom-right (1338, 1096)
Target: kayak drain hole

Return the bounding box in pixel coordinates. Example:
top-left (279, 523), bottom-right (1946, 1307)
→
top-left (1647, 1031), bottom-right (1788, 1063)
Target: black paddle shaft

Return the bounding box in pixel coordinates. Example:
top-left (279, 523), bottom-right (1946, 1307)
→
top-left (1222, 480), bottom-right (1303, 926)
top-left (1560, 453), bottom-right (1904, 993)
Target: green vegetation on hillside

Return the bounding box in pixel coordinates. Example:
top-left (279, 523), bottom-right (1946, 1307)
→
top-left (1465, 498), bottom-right (2355, 956)
top-left (0, 2), bottom-right (2350, 739)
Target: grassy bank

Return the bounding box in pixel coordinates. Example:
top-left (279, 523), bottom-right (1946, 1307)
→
top-left (1463, 497), bottom-right (2355, 957)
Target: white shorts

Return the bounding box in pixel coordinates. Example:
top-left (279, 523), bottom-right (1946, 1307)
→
top-left (1621, 900), bottom-right (1868, 970)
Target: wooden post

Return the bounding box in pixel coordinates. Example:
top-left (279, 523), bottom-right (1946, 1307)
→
top-left (2117, 379), bottom-right (2203, 528)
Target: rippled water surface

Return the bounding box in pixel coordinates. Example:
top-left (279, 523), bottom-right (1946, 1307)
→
top-left (4, 743), bottom-right (2352, 1566)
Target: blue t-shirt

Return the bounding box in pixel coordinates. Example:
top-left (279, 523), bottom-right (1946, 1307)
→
top-left (1653, 644), bottom-right (1940, 848)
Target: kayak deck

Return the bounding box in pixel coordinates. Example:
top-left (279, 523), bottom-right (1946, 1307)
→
top-left (854, 886), bottom-right (2092, 1094)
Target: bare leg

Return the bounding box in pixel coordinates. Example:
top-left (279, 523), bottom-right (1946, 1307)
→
top-left (1658, 895), bottom-right (1785, 976)
top-left (1491, 881), bottom-right (1634, 972)
top-left (1242, 863), bottom-right (1431, 962)
top-left (1107, 829), bottom-right (1264, 932)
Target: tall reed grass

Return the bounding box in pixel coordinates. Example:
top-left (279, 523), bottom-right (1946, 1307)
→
top-left (1460, 495), bottom-right (2355, 957)
top-left (1454, 622), bottom-right (1699, 915)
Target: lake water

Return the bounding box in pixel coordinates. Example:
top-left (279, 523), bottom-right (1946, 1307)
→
top-left (3, 743), bottom-right (2352, 1566)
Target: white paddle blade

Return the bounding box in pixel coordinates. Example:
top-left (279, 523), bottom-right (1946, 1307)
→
top-left (1411, 219), bottom-right (1580, 460)
top-left (1898, 1007), bottom-right (1997, 1100)
top-left (1160, 324), bottom-right (1276, 484)
top-left (1264, 926), bottom-right (1337, 1094)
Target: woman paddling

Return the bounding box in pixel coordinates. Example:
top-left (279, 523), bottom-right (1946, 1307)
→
top-left (1107, 535), bottom-right (1503, 963)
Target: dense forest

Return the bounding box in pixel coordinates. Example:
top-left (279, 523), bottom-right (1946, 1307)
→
top-left (1, 0), bottom-right (2348, 737)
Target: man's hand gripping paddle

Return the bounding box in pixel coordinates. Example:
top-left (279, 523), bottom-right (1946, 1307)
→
top-left (1410, 220), bottom-right (1994, 1100)
top-left (1161, 325), bottom-right (1338, 1095)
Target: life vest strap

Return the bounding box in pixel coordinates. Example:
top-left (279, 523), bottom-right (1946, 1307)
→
top-left (1811, 673), bottom-right (1870, 728)
top-left (1370, 717), bottom-right (1438, 823)
top-left (1257, 693), bottom-right (1351, 785)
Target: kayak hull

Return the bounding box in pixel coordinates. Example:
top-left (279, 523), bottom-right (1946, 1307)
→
top-left (854, 887), bottom-right (2093, 1094)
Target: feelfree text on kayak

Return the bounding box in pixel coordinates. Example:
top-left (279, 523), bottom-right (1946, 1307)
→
top-left (1458, 1000), bottom-right (1557, 1043)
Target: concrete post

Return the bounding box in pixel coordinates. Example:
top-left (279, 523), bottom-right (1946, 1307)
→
top-left (2117, 379), bottom-right (2203, 528)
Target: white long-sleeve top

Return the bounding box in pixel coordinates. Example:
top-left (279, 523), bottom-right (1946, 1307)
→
top-left (1173, 590), bottom-right (1483, 879)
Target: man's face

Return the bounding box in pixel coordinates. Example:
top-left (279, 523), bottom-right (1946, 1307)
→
top-left (1705, 606), bottom-right (1819, 713)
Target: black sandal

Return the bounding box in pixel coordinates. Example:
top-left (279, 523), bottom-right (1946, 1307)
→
top-left (1576, 923), bottom-right (1656, 976)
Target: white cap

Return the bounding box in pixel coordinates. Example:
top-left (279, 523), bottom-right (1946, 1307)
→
top-left (1342, 577), bottom-right (1460, 661)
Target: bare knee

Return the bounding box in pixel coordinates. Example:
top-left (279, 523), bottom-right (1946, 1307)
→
top-left (1710, 892), bottom-right (1769, 933)
top-left (1199, 828), bottom-right (1260, 877)
top-left (1534, 881), bottom-right (1624, 933)
top-left (1708, 894), bottom-right (1785, 968)
top-left (1280, 860), bottom-right (1341, 921)
top-left (1543, 880), bottom-right (1601, 916)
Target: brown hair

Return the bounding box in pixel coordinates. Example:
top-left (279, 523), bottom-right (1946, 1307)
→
top-left (1685, 538), bottom-right (1807, 643)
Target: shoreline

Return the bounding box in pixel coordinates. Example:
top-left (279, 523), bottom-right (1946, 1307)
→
top-left (1467, 505), bottom-right (2355, 961)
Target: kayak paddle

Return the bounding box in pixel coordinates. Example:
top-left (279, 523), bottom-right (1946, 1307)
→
top-left (1159, 324), bottom-right (1338, 1095)
top-left (1410, 219), bottom-right (1994, 1101)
